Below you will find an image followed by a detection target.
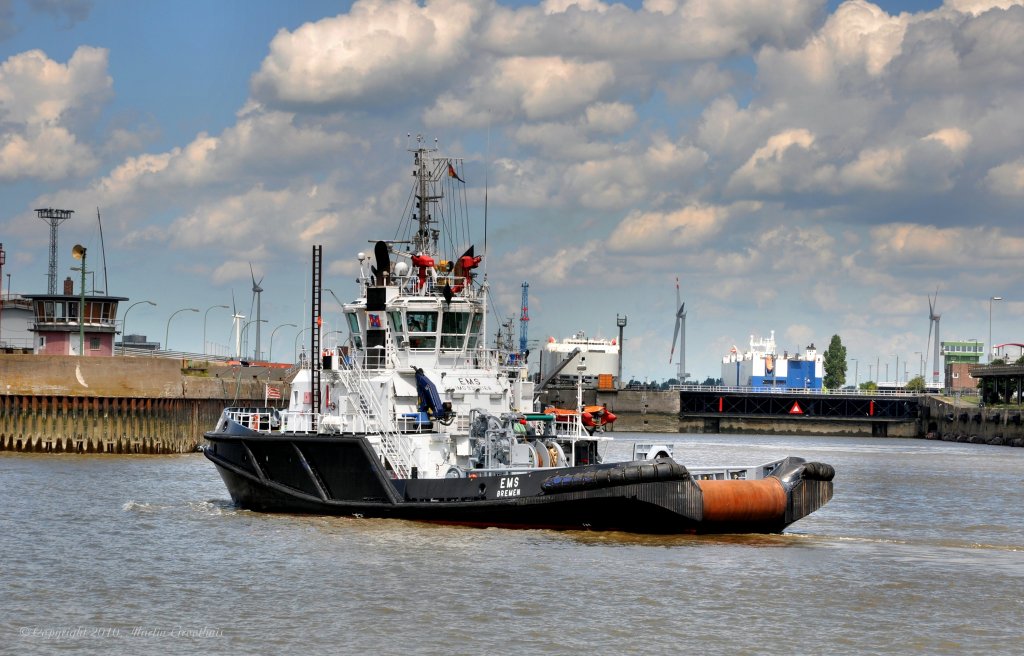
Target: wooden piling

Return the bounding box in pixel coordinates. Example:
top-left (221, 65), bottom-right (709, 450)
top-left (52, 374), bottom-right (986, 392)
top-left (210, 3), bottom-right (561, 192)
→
top-left (0, 355), bottom-right (290, 455)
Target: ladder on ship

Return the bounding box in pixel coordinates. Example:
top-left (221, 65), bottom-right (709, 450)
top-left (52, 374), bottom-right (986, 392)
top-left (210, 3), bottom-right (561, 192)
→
top-left (310, 245), bottom-right (323, 428)
top-left (338, 358), bottom-right (414, 479)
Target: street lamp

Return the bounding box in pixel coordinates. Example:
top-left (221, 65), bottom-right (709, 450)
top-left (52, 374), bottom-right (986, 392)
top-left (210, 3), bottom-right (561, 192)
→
top-left (70, 244), bottom-right (87, 356)
top-left (203, 304), bottom-right (230, 355)
top-left (324, 288), bottom-right (346, 312)
top-left (616, 313), bottom-right (627, 389)
top-left (164, 307), bottom-right (198, 351)
top-left (241, 319), bottom-right (267, 360)
top-left (294, 326), bottom-right (310, 363)
top-left (121, 300), bottom-right (156, 355)
top-left (269, 322), bottom-right (297, 362)
top-left (989, 296), bottom-right (1002, 363)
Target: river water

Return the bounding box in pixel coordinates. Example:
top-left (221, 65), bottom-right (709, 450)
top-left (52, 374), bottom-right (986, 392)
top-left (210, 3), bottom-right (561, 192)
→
top-left (2, 433), bottom-right (1022, 655)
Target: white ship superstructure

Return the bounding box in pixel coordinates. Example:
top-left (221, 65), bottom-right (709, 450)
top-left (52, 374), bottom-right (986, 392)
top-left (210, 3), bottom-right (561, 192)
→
top-left (721, 331), bottom-right (823, 389)
top-left (541, 331), bottom-right (619, 388)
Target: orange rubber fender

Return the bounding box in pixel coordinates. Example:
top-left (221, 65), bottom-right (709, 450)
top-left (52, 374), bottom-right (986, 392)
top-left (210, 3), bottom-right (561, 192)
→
top-left (697, 478), bottom-right (787, 523)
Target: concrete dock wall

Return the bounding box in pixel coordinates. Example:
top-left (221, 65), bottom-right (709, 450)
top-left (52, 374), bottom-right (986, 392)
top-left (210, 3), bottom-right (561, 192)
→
top-left (921, 396), bottom-right (1024, 447)
top-left (0, 355), bottom-right (291, 454)
top-left (595, 389), bottom-right (1024, 444)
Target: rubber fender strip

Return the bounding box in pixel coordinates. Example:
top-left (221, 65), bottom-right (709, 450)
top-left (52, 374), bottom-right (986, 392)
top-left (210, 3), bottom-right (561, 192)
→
top-left (802, 462), bottom-right (836, 481)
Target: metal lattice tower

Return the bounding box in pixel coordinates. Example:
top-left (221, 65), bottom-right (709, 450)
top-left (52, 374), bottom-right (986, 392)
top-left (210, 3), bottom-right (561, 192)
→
top-left (519, 281), bottom-right (529, 353)
top-left (35, 208), bottom-right (74, 294)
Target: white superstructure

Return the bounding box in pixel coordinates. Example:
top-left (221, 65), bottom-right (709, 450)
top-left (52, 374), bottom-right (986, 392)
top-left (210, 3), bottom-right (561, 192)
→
top-left (721, 331), bottom-right (824, 389)
top-left (541, 331), bottom-right (619, 388)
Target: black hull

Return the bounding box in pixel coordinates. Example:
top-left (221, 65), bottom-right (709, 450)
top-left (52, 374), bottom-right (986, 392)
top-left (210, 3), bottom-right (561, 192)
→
top-left (203, 431), bottom-right (833, 534)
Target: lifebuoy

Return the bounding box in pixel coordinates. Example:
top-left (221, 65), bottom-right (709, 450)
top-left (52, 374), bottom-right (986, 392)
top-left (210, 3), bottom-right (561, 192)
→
top-left (249, 414), bottom-right (259, 430)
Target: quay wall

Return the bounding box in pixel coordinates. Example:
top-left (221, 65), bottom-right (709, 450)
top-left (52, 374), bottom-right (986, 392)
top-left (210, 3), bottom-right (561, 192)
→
top-left (921, 396), bottom-right (1024, 447)
top-left (596, 390), bottom-right (1024, 445)
top-left (0, 355), bottom-right (291, 454)
top-left (593, 389), bottom-right (680, 433)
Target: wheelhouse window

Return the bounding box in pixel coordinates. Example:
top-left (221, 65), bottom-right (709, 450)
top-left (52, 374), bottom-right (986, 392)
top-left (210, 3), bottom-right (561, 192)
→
top-left (467, 313), bottom-right (483, 349)
top-left (345, 312), bottom-right (363, 348)
top-left (407, 311), bottom-right (437, 349)
top-left (86, 301), bottom-right (107, 323)
top-left (441, 311), bottom-right (471, 350)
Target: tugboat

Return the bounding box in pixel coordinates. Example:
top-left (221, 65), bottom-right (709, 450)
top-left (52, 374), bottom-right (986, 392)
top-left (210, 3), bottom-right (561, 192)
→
top-left (203, 136), bottom-right (834, 534)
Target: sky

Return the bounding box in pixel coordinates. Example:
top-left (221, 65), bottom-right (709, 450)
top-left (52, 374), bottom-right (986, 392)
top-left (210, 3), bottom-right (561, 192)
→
top-left (2, 0), bottom-right (1023, 384)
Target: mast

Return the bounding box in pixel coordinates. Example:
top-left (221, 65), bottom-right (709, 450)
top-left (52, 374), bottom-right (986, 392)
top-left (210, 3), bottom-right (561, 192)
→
top-left (97, 208), bottom-right (109, 293)
top-left (411, 135), bottom-right (440, 257)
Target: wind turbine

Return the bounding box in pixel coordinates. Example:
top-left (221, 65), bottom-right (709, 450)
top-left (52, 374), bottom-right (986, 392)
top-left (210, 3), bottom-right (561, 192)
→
top-left (230, 290), bottom-right (245, 358)
top-left (926, 288), bottom-right (941, 385)
top-left (250, 263), bottom-right (264, 361)
top-left (669, 277), bottom-right (687, 382)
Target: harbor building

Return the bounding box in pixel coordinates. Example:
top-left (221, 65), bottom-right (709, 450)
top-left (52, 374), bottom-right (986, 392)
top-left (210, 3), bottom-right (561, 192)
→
top-left (115, 334), bottom-right (161, 352)
top-left (721, 331), bottom-right (823, 389)
top-left (941, 339), bottom-right (984, 366)
top-left (993, 343), bottom-right (1024, 362)
top-left (940, 339), bottom-right (984, 391)
top-left (26, 276), bottom-right (127, 356)
top-left (0, 293), bottom-right (34, 353)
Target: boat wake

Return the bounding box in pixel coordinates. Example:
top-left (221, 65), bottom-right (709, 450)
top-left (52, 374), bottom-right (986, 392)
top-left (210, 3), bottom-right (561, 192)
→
top-left (121, 499), bottom-right (239, 516)
top-left (121, 500), bottom-right (168, 512)
top-left (187, 499), bottom-right (239, 515)
top-left (820, 533), bottom-right (1024, 554)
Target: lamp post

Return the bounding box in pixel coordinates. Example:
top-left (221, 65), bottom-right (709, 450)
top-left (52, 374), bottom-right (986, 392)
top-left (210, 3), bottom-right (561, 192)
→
top-left (324, 288), bottom-right (346, 312)
top-left (989, 296), bottom-right (1002, 362)
top-left (241, 319), bottom-right (267, 359)
top-left (70, 244), bottom-right (87, 356)
top-left (121, 300), bottom-right (156, 355)
top-left (966, 339), bottom-right (978, 369)
top-left (294, 326), bottom-right (310, 363)
top-left (616, 313), bottom-right (627, 389)
top-left (203, 304), bottom-right (229, 355)
top-left (165, 307), bottom-right (198, 351)
top-left (269, 322), bottom-right (297, 362)
top-left (914, 351), bottom-right (922, 380)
